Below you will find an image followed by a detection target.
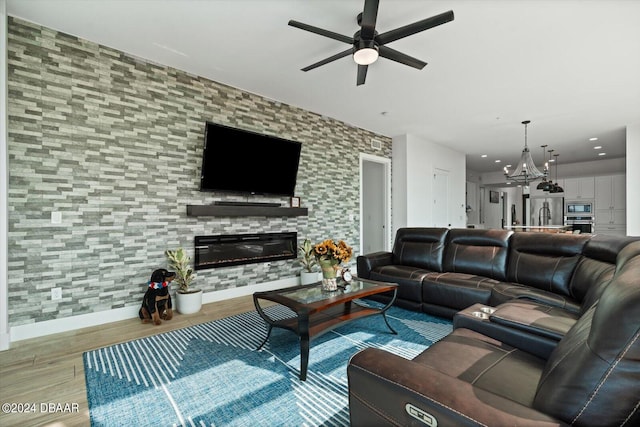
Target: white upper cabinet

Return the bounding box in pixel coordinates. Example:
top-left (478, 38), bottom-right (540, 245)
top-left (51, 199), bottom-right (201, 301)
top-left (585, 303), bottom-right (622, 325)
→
top-left (595, 175), bottom-right (626, 210)
top-left (564, 177), bottom-right (595, 200)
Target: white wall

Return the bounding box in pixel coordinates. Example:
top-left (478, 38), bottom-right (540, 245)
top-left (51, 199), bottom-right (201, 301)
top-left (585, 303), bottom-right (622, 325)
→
top-left (627, 124), bottom-right (640, 236)
top-left (466, 181), bottom-right (480, 225)
top-left (0, 0), bottom-right (9, 351)
top-left (503, 187), bottom-right (520, 226)
top-left (392, 134), bottom-right (466, 235)
top-left (482, 188), bottom-right (503, 229)
top-left (391, 135), bottom-right (408, 234)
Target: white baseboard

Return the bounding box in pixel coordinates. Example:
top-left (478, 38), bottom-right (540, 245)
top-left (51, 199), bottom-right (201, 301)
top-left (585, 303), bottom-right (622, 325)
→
top-left (0, 331), bottom-right (9, 351)
top-left (9, 276), bottom-right (299, 343)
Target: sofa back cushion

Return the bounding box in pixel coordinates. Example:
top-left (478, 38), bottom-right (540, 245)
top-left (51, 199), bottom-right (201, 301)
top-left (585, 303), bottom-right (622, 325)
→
top-left (533, 243), bottom-right (640, 426)
top-left (506, 232), bottom-right (590, 297)
top-left (571, 235), bottom-right (640, 311)
top-left (392, 228), bottom-right (449, 272)
top-left (442, 228), bottom-right (513, 281)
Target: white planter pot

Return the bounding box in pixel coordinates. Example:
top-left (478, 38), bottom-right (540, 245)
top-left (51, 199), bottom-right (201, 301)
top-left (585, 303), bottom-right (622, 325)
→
top-left (176, 289), bottom-right (203, 314)
top-left (300, 271), bottom-right (320, 285)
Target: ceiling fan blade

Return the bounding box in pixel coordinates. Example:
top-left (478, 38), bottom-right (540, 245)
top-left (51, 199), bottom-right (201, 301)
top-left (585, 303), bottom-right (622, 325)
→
top-left (357, 64), bottom-right (368, 86)
top-left (301, 48), bottom-right (353, 72)
top-left (379, 46), bottom-right (427, 69)
top-left (288, 20), bottom-right (353, 44)
top-left (359, 0), bottom-right (380, 40)
top-left (376, 10), bottom-right (454, 45)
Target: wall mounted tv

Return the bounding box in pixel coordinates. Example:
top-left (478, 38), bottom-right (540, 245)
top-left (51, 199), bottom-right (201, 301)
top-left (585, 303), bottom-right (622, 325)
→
top-left (200, 122), bottom-right (302, 197)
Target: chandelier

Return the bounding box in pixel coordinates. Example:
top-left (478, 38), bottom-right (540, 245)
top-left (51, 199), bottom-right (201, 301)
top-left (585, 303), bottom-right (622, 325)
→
top-left (504, 120), bottom-right (548, 185)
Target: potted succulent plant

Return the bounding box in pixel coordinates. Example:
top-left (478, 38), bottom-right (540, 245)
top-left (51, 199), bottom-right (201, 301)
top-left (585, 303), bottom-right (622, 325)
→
top-left (165, 247), bottom-right (202, 314)
top-left (299, 238), bottom-right (320, 285)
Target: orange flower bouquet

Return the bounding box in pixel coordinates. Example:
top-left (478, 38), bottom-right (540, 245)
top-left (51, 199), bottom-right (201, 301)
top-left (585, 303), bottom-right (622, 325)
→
top-left (313, 239), bottom-right (353, 291)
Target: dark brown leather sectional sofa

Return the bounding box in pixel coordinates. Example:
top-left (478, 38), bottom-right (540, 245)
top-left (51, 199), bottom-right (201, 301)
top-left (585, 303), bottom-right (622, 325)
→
top-left (349, 228), bottom-right (640, 426)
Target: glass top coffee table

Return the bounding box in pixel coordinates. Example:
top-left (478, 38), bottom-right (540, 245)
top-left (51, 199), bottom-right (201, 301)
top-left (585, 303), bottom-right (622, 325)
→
top-left (253, 277), bottom-right (398, 380)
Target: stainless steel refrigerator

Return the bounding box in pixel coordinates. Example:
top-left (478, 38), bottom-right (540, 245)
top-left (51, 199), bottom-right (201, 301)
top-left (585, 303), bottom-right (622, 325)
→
top-left (528, 196), bottom-right (564, 226)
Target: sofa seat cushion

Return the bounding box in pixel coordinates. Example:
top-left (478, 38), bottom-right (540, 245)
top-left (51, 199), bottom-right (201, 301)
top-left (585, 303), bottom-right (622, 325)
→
top-left (490, 283), bottom-right (581, 313)
top-left (489, 301), bottom-right (580, 341)
top-left (412, 328), bottom-right (546, 407)
top-left (422, 272), bottom-right (500, 310)
top-left (370, 265), bottom-right (432, 303)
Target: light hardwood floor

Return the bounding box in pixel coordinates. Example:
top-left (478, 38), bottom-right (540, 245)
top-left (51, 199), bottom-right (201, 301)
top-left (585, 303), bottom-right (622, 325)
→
top-left (0, 295), bottom-right (260, 426)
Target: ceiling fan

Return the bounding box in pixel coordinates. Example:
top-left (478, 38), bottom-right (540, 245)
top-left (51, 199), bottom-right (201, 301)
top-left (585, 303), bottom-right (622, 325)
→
top-left (288, 0), bottom-right (454, 86)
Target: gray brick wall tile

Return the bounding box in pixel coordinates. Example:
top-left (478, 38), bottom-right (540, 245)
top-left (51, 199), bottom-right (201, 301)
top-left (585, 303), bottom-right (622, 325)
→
top-left (7, 17), bottom-right (391, 326)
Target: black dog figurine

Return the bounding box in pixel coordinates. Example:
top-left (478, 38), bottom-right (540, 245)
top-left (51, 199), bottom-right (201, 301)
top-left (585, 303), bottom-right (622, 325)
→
top-left (139, 268), bottom-right (175, 325)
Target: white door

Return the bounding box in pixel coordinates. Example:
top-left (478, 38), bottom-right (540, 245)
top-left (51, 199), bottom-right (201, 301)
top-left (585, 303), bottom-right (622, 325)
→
top-left (360, 154), bottom-right (391, 255)
top-left (433, 168), bottom-right (450, 227)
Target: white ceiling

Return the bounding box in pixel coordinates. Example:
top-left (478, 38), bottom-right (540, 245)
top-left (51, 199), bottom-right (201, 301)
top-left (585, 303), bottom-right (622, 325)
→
top-left (7, 0), bottom-right (640, 174)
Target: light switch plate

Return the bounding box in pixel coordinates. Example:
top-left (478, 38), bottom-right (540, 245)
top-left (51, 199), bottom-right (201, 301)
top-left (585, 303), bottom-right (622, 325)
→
top-left (51, 211), bottom-right (62, 224)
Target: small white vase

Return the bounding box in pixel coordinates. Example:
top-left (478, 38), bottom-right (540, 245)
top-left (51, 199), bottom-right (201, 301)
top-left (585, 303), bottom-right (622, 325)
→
top-left (176, 289), bottom-right (203, 314)
top-left (300, 271), bottom-right (320, 285)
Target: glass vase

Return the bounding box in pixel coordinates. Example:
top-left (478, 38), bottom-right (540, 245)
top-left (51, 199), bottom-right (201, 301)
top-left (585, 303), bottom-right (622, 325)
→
top-left (319, 259), bottom-right (338, 292)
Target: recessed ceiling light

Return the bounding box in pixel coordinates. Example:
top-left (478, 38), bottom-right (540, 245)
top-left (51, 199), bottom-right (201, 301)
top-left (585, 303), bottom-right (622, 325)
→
top-left (549, 159), bottom-right (555, 162)
top-left (481, 154), bottom-right (488, 158)
top-left (594, 146), bottom-right (602, 149)
top-left (495, 159), bottom-right (501, 163)
top-left (598, 152), bottom-right (607, 156)
top-left (589, 137), bottom-right (598, 141)
top-left (506, 164), bottom-right (512, 168)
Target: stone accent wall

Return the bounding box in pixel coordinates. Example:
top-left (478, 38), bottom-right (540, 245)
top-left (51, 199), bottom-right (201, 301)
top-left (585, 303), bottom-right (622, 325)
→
top-left (6, 17), bottom-right (391, 327)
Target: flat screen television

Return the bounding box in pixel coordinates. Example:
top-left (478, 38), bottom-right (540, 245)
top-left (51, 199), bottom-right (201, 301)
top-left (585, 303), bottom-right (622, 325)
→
top-left (200, 122), bottom-right (302, 196)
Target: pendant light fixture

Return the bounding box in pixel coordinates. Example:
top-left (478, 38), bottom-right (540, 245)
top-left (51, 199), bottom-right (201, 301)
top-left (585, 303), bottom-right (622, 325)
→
top-left (549, 153), bottom-right (564, 193)
top-left (536, 144), bottom-right (550, 190)
top-left (543, 149), bottom-right (556, 192)
top-left (504, 120), bottom-right (547, 185)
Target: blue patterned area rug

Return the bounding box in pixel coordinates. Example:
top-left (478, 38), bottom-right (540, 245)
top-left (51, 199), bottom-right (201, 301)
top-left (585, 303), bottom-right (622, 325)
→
top-left (83, 302), bottom-right (452, 426)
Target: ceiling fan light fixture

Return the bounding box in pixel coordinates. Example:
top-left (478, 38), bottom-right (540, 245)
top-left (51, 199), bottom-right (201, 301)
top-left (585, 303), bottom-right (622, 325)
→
top-left (353, 40), bottom-right (379, 65)
top-left (289, 2), bottom-right (454, 85)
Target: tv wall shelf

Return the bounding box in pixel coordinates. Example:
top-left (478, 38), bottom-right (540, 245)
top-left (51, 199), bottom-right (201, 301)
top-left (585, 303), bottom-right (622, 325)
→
top-left (187, 205), bottom-right (308, 217)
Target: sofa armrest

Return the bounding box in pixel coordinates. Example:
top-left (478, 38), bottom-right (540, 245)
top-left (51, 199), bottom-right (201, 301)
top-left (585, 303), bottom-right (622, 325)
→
top-left (356, 252), bottom-right (393, 279)
top-left (347, 348), bottom-right (567, 427)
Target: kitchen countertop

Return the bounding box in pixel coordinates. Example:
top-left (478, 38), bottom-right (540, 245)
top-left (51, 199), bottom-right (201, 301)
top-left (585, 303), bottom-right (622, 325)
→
top-left (504, 225), bottom-right (573, 233)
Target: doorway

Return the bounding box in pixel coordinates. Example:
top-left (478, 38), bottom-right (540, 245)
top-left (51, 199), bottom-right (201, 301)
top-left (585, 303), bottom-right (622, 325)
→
top-left (360, 154), bottom-right (391, 255)
top-left (433, 168), bottom-right (450, 227)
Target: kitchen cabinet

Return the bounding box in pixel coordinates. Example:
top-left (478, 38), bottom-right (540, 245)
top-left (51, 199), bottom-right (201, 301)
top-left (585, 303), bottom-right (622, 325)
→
top-left (594, 174), bottom-right (626, 235)
top-left (595, 175), bottom-right (625, 210)
top-left (594, 223), bottom-right (626, 237)
top-left (563, 177), bottom-right (595, 200)
top-left (595, 208), bottom-right (626, 225)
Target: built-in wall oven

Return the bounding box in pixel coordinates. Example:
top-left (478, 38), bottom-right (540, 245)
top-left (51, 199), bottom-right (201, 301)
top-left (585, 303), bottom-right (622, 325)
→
top-left (564, 215), bottom-right (594, 234)
top-left (564, 200), bottom-right (594, 233)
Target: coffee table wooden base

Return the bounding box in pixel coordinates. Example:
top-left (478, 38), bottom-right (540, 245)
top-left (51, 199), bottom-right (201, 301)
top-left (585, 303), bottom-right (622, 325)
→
top-left (253, 281), bottom-right (397, 381)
